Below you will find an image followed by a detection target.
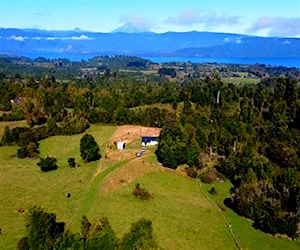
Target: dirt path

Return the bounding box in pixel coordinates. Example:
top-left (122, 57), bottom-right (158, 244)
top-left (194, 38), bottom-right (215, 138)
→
top-left (68, 125), bottom-right (162, 227)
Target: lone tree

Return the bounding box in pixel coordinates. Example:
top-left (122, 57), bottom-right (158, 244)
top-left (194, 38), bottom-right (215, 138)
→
top-left (80, 134), bottom-right (101, 162)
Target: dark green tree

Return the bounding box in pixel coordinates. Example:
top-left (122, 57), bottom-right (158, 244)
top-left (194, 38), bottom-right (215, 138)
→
top-left (17, 207), bottom-right (65, 250)
top-left (1, 126), bottom-right (12, 145)
top-left (86, 217), bottom-right (117, 250)
top-left (120, 218), bottom-right (158, 250)
top-left (37, 156), bottom-right (58, 172)
top-left (80, 134), bottom-right (101, 162)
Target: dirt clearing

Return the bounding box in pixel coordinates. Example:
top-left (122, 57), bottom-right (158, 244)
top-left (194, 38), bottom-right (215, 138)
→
top-left (109, 125), bottom-right (161, 144)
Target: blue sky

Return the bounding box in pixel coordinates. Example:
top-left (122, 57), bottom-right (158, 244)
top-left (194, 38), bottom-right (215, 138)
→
top-left (0, 0), bottom-right (299, 37)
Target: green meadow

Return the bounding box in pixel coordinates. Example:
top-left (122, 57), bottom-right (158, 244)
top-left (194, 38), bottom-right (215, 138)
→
top-left (0, 122), bottom-right (298, 249)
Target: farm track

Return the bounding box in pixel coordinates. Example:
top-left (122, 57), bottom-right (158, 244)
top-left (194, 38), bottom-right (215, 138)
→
top-left (68, 154), bottom-right (136, 227)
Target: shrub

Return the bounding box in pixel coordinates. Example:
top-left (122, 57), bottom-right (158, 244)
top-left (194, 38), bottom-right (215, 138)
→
top-left (186, 167), bottom-right (198, 178)
top-left (132, 183), bottom-right (152, 200)
top-left (17, 147), bottom-right (28, 159)
top-left (37, 156), bottom-right (58, 172)
top-left (199, 169), bottom-right (223, 184)
top-left (208, 187), bottom-right (218, 195)
top-left (17, 142), bottom-right (39, 158)
top-left (68, 157), bottom-right (76, 168)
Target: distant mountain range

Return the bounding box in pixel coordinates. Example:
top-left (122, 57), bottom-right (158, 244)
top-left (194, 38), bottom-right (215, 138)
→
top-left (0, 27), bottom-right (299, 60)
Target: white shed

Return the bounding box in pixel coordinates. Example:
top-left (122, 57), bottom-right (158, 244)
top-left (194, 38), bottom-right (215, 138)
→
top-left (117, 141), bottom-right (126, 150)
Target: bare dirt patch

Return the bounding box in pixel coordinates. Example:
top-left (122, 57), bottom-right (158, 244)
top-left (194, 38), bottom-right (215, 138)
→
top-left (109, 125), bottom-right (161, 144)
top-left (100, 153), bottom-right (170, 193)
top-left (94, 125), bottom-right (161, 177)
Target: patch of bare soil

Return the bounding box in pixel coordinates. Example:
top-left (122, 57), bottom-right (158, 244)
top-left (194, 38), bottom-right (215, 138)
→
top-left (100, 153), bottom-right (171, 194)
top-left (94, 125), bottom-right (161, 177)
top-left (109, 125), bottom-right (161, 144)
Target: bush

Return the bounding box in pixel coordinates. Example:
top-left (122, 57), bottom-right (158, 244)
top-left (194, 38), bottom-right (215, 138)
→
top-left (199, 169), bottom-right (223, 184)
top-left (132, 183), bottom-right (152, 200)
top-left (37, 156), bottom-right (58, 172)
top-left (17, 147), bottom-right (28, 159)
top-left (208, 187), bottom-right (218, 195)
top-left (186, 167), bottom-right (198, 178)
top-left (68, 157), bottom-right (76, 168)
top-left (17, 142), bottom-right (39, 158)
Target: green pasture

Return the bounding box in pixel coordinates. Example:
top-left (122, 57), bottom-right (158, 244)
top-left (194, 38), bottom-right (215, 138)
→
top-left (0, 122), bottom-right (298, 249)
top-left (222, 76), bottom-right (260, 85)
top-left (0, 124), bottom-right (116, 249)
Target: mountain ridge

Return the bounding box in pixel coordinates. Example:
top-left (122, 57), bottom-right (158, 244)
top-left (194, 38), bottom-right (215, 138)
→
top-left (0, 28), bottom-right (299, 59)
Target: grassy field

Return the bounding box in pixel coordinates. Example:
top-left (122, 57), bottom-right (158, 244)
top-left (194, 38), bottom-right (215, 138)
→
top-left (0, 124), bottom-right (116, 249)
top-left (201, 182), bottom-right (300, 250)
top-left (221, 77), bottom-right (260, 85)
top-left (0, 120), bottom-right (27, 136)
top-left (0, 122), bottom-right (299, 249)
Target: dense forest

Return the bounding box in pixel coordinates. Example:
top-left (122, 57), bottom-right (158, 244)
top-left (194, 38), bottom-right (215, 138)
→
top-left (1, 56), bottom-right (299, 239)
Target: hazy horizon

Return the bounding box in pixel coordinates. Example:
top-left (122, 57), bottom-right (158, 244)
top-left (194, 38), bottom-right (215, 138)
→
top-left (0, 0), bottom-right (299, 37)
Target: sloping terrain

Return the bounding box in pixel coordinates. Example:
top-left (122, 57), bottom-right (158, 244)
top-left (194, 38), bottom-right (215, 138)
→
top-left (0, 123), bottom-right (298, 249)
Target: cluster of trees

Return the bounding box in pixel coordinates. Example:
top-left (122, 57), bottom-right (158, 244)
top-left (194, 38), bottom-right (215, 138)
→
top-left (17, 207), bottom-right (158, 250)
top-left (155, 76), bottom-right (300, 237)
top-left (35, 134), bottom-right (100, 172)
top-left (1, 114), bottom-right (90, 158)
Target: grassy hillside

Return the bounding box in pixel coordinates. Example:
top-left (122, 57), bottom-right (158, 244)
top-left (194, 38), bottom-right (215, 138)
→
top-left (0, 124), bottom-right (116, 249)
top-left (0, 123), bottom-right (298, 249)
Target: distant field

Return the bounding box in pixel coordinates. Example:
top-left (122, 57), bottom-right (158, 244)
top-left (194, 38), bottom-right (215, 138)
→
top-left (222, 76), bottom-right (260, 85)
top-left (0, 120), bottom-right (27, 136)
top-left (0, 122), bottom-right (298, 249)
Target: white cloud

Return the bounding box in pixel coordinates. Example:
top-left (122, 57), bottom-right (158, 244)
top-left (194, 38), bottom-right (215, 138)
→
top-left (165, 9), bottom-right (240, 28)
top-left (248, 17), bottom-right (300, 37)
top-left (46, 36), bottom-right (57, 40)
top-left (45, 35), bottom-right (92, 40)
top-left (69, 35), bottom-right (92, 40)
top-left (119, 14), bottom-right (153, 30)
top-left (235, 37), bottom-right (242, 44)
top-left (9, 35), bottom-right (26, 41)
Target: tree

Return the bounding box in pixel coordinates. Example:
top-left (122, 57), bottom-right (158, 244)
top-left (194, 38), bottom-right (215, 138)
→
top-left (37, 156), bottom-right (58, 172)
top-left (81, 215), bottom-right (92, 241)
top-left (1, 126), bottom-right (12, 145)
top-left (120, 218), bottom-right (158, 250)
top-left (80, 134), bottom-right (101, 162)
top-left (17, 207), bottom-right (65, 250)
top-left (86, 217), bottom-right (117, 250)
top-left (284, 78), bottom-right (297, 107)
top-left (17, 142), bottom-right (39, 159)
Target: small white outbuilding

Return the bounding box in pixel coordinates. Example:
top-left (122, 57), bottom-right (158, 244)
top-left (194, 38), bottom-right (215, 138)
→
top-left (117, 141), bottom-right (126, 150)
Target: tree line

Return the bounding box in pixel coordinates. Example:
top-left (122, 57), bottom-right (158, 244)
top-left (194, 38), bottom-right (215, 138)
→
top-left (17, 207), bottom-right (158, 250)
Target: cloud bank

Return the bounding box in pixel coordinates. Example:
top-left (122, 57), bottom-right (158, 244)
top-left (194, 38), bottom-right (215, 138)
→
top-left (165, 9), bottom-right (240, 28)
top-left (6, 35), bottom-right (93, 41)
top-left (119, 14), bottom-right (153, 30)
top-left (248, 17), bottom-right (300, 37)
